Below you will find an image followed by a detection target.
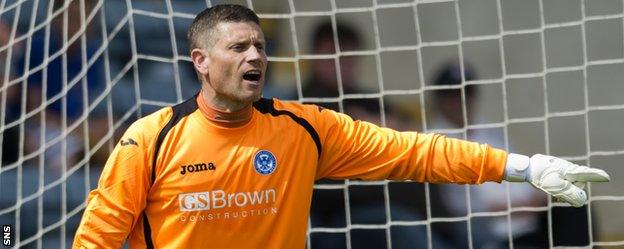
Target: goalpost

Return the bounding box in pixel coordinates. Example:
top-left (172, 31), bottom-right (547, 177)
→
top-left (0, 0), bottom-right (622, 248)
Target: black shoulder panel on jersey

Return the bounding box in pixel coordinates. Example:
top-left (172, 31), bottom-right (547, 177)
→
top-left (253, 98), bottom-right (322, 158)
top-left (151, 94), bottom-right (198, 184)
top-left (145, 93), bottom-right (198, 249)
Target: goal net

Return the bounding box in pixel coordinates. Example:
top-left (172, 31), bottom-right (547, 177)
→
top-left (0, 0), bottom-right (622, 248)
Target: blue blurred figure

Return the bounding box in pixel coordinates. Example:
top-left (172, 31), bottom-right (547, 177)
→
top-left (17, 0), bottom-right (104, 121)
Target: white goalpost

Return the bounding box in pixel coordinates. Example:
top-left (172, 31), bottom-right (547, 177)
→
top-left (0, 0), bottom-right (623, 248)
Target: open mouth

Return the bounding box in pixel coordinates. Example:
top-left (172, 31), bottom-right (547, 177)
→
top-left (243, 70), bottom-right (261, 82)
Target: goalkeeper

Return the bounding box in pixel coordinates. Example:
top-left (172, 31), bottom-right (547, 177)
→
top-left (73, 4), bottom-right (610, 249)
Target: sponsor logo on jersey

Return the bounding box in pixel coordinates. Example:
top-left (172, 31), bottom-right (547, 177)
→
top-left (253, 150), bottom-right (277, 175)
top-left (178, 188), bottom-right (276, 211)
top-left (120, 138), bottom-right (138, 146)
top-left (180, 162), bottom-right (216, 175)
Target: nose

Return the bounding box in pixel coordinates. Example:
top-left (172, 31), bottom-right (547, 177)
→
top-left (245, 46), bottom-right (265, 66)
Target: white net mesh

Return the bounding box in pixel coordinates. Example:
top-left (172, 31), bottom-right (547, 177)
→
top-left (0, 0), bottom-right (623, 248)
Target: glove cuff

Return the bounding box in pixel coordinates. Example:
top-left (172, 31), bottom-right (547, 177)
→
top-left (504, 153), bottom-right (531, 182)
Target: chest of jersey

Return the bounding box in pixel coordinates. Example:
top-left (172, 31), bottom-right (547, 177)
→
top-left (146, 110), bottom-right (319, 228)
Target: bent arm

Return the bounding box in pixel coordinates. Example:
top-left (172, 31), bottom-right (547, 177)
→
top-left (73, 128), bottom-right (150, 248)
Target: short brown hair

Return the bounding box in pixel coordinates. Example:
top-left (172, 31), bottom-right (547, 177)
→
top-left (187, 4), bottom-right (260, 52)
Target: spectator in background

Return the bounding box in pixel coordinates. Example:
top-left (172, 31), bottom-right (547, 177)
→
top-left (302, 21), bottom-right (362, 98)
top-left (302, 21), bottom-right (408, 129)
top-left (428, 61), bottom-right (596, 247)
top-left (307, 21), bottom-right (441, 249)
top-left (18, 0), bottom-right (104, 120)
top-left (0, 20), bottom-right (22, 165)
top-left (16, 0), bottom-right (106, 172)
top-left (1, 0), bottom-right (107, 241)
top-left (427, 62), bottom-right (548, 248)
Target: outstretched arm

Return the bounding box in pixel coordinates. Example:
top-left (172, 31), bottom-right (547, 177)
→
top-left (307, 104), bottom-right (611, 206)
top-left (312, 106), bottom-right (507, 183)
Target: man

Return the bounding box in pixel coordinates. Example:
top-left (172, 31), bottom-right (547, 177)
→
top-left (18, 0), bottom-right (104, 120)
top-left (428, 62), bottom-right (547, 248)
top-left (301, 21), bottom-right (407, 129)
top-left (305, 21), bottom-right (431, 248)
top-left (16, 0), bottom-right (104, 171)
top-left (72, 4), bottom-right (610, 248)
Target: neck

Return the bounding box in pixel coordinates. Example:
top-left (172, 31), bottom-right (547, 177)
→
top-left (201, 87), bottom-right (250, 112)
top-left (197, 90), bottom-right (253, 128)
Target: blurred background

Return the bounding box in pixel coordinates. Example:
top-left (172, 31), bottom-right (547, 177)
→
top-left (0, 0), bottom-right (622, 248)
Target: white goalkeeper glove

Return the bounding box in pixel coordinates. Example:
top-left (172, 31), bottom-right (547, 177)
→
top-left (504, 153), bottom-right (610, 207)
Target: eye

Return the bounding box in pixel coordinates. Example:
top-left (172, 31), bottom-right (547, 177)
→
top-left (231, 44), bottom-right (246, 51)
top-left (255, 43), bottom-right (265, 51)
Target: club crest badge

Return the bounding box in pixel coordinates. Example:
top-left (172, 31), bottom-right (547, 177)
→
top-left (253, 150), bottom-right (277, 175)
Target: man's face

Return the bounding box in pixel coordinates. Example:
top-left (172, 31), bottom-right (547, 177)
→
top-left (200, 22), bottom-right (267, 105)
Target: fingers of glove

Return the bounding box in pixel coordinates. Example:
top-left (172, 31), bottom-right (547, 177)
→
top-left (563, 165), bottom-right (611, 182)
top-left (553, 183), bottom-right (587, 207)
top-left (535, 172), bottom-right (587, 207)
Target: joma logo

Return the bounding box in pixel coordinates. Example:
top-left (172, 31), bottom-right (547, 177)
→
top-left (180, 162), bottom-right (216, 175)
top-left (120, 138), bottom-right (138, 146)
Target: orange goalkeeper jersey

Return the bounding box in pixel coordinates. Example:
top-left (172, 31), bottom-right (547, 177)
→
top-left (73, 95), bottom-right (507, 249)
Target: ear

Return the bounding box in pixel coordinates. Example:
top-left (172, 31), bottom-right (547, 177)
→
top-left (191, 48), bottom-right (209, 75)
